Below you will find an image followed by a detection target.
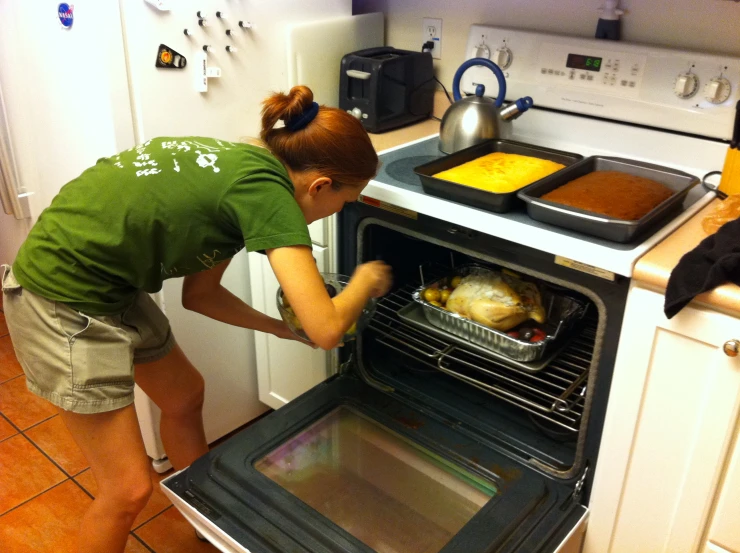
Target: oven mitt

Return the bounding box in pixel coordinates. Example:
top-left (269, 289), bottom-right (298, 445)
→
top-left (664, 217), bottom-right (740, 319)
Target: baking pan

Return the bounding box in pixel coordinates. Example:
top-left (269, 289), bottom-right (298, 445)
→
top-left (398, 302), bottom-right (569, 373)
top-left (517, 156), bottom-right (700, 243)
top-left (413, 139), bottom-right (584, 213)
top-left (411, 265), bottom-right (588, 364)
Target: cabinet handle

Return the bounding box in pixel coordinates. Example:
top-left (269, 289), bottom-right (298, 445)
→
top-left (723, 340), bottom-right (740, 357)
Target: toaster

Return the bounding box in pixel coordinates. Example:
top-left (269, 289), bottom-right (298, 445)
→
top-left (339, 47), bottom-right (435, 133)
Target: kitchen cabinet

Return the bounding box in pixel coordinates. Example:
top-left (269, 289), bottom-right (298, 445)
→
top-left (248, 247), bottom-right (330, 410)
top-left (585, 285), bottom-right (740, 553)
top-left (703, 417), bottom-right (740, 553)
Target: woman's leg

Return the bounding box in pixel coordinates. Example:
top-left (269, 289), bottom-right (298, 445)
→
top-left (134, 344), bottom-right (208, 469)
top-left (59, 405), bottom-right (153, 553)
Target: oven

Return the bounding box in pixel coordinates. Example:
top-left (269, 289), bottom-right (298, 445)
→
top-left (161, 27), bottom-right (738, 553)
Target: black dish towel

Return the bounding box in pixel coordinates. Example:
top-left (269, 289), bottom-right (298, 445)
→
top-left (665, 217), bottom-right (740, 319)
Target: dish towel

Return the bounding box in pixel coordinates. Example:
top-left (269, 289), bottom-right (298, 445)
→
top-left (664, 217), bottom-right (740, 319)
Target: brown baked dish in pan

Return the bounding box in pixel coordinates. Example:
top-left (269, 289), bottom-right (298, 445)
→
top-left (541, 170), bottom-right (674, 220)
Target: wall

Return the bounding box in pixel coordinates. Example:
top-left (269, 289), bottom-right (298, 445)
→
top-left (353, 0), bottom-right (740, 88)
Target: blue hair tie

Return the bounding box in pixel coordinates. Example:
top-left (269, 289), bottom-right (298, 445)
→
top-left (285, 101), bottom-right (319, 131)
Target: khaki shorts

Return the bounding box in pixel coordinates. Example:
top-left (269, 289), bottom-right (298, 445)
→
top-left (1, 265), bottom-right (175, 414)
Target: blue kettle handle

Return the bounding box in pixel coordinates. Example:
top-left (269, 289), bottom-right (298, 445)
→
top-left (452, 58), bottom-right (507, 107)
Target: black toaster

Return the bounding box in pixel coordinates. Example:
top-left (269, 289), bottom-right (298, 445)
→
top-left (339, 47), bottom-right (435, 133)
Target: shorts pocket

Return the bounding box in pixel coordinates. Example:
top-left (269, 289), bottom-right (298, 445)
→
top-left (2, 265), bottom-right (22, 295)
top-left (59, 309), bottom-right (135, 390)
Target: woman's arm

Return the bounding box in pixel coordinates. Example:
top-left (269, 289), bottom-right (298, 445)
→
top-left (267, 245), bottom-right (392, 350)
top-left (181, 258), bottom-right (300, 342)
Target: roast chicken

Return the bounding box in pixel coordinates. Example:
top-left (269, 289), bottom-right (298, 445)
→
top-left (446, 270), bottom-right (547, 331)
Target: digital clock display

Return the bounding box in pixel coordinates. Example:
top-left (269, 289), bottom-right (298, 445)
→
top-left (566, 53), bottom-right (603, 72)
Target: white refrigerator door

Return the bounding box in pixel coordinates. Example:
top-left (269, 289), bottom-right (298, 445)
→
top-left (118, 0), bottom-right (354, 460)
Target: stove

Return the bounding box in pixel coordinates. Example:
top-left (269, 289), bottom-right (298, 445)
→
top-left (363, 26), bottom-right (740, 277)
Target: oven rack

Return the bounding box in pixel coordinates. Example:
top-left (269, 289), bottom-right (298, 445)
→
top-left (366, 281), bottom-right (596, 433)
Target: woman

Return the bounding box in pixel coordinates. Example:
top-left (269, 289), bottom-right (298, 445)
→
top-left (1, 85), bottom-right (391, 552)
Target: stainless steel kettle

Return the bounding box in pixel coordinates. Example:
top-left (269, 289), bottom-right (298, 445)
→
top-left (439, 58), bottom-right (533, 154)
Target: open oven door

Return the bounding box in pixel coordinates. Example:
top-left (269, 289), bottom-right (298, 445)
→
top-left (162, 371), bottom-right (588, 553)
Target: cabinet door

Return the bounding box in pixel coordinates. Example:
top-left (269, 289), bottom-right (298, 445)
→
top-left (248, 248), bottom-right (329, 410)
top-left (586, 286), bottom-right (740, 553)
top-left (705, 418), bottom-right (740, 553)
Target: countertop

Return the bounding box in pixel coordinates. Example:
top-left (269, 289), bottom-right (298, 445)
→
top-left (365, 100), bottom-right (740, 318)
top-left (368, 119), bottom-right (440, 153)
top-left (634, 199), bottom-right (740, 317)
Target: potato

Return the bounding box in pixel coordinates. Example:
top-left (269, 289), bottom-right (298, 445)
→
top-left (450, 276), bottom-right (462, 289)
top-left (428, 300), bottom-right (443, 308)
top-left (439, 289), bottom-right (451, 304)
top-left (423, 288), bottom-right (441, 303)
top-left (346, 322), bottom-right (357, 335)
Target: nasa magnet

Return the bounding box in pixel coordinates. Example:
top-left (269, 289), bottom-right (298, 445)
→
top-left (58, 3), bottom-right (74, 29)
top-left (155, 44), bottom-right (187, 69)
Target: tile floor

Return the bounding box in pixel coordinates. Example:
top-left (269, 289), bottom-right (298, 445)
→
top-left (0, 301), bottom-right (227, 552)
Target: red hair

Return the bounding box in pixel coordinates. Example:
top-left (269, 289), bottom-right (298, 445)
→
top-left (260, 86), bottom-right (378, 188)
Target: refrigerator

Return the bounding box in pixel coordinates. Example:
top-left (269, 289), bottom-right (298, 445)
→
top-left (0, 0), bottom-right (383, 470)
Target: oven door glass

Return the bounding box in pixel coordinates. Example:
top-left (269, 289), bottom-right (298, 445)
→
top-left (164, 374), bottom-right (586, 553)
top-left (254, 406), bottom-right (496, 553)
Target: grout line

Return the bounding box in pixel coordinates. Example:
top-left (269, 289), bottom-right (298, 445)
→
top-left (0, 410), bottom-right (22, 434)
top-left (0, 477), bottom-right (71, 518)
top-left (21, 426), bottom-right (76, 480)
top-left (22, 413), bottom-right (59, 432)
top-left (130, 532), bottom-right (157, 553)
top-left (70, 473), bottom-right (95, 501)
top-left (132, 502), bottom-right (172, 531)
top-left (0, 412), bottom-right (19, 443)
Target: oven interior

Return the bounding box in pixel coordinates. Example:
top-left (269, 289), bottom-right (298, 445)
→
top-left (342, 210), bottom-right (629, 493)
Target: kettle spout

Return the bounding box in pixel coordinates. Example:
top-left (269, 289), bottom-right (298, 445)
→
top-left (501, 96), bottom-right (534, 121)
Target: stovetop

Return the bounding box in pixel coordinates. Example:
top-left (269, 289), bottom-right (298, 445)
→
top-left (363, 109), bottom-right (724, 277)
top-left (374, 136), bottom-right (701, 253)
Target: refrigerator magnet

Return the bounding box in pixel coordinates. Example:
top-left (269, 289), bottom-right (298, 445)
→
top-left (155, 44), bottom-right (187, 69)
top-left (58, 3), bottom-right (74, 29)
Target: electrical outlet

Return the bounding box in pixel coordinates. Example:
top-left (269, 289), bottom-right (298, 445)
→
top-left (422, 18), bottom-right (442, 59)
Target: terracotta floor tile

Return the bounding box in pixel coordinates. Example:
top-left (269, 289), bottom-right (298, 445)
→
top-left (0, 434), bottom-right (67, 514)
top-left (135, 507), bottom-right (218, 553)
top-left (26, 415), bottom-right (89, 476)
top-left (0, 479), bottom-right (155, 553)
top-left (0, 311), bottom-right (8, 336)
top-left (75, 465), bottom-right (173, 529)
top-left (0, 335), bottom-right (23, 384)
top-left (0, 480), bottom-right (89, 552)
top-left (0, 376), bottom-right (57, 430)
top-left (125, 536), bottom-right (153, 552)
top-left (0, 415), bottom-right (17, 442)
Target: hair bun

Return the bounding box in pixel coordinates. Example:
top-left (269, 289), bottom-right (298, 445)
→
top-left (281, 86), bottom-right (314, 122)
top-left (260, 86), bottom-right (314, 136)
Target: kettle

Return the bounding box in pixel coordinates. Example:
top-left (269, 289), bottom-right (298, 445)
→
top-left (439, 58), bottom-right (533, 154)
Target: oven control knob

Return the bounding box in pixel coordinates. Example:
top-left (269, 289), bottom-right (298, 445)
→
top-left (473, 43), bottom-right (491, 59)
top-left (494, 47), bottom-right (513, 70)
top-left (674, 72), bottom-right (699, 99)
top-left (704, 77), bottom-right (732, 104)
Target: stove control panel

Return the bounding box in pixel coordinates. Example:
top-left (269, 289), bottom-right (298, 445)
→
top-left (462, 26), bottom-right (740, 140)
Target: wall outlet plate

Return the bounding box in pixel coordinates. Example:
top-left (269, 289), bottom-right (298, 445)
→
top-left (422, 17), bottom-right (442, 59)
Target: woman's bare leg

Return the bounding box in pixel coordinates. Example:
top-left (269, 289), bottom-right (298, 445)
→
top-left (59, 405), bottom-right (152, 553)
top-left (135, 344), bottom-right (208, 469)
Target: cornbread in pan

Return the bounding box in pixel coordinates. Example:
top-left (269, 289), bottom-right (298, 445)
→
top-left (541, 170), bottom-right (674, 220)
top-left (433, 152), bottom-right (565, 194)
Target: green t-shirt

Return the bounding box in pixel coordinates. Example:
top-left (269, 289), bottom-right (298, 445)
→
top-left (12, 137), bottom-right (312, 315)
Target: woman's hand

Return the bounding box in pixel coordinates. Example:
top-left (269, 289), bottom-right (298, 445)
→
top-left (353, 261), bottom-right (393, 298)
top-left (267, 246), bottom-right (393, 350)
